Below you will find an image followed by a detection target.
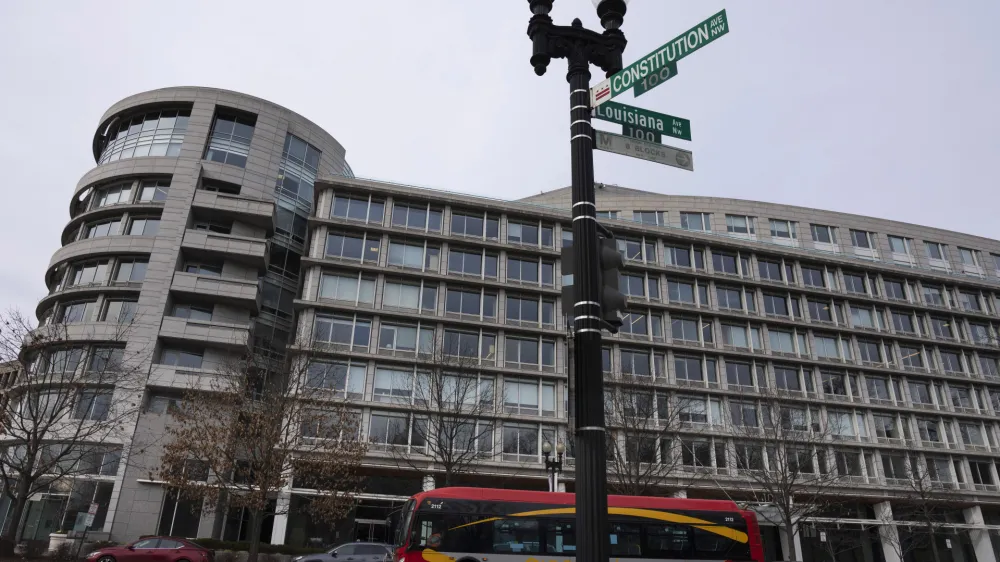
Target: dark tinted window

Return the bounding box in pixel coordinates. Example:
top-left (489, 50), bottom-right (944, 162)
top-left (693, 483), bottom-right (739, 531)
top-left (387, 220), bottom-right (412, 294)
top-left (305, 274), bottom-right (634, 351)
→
top-left (356, 545), bottom-right (389, 555)
top-left (133, 539), bottom-right (160, 549)
top-left (336, 545), bottom-right (358, 556)
top-left (158, 539), bottom-right (184, 549)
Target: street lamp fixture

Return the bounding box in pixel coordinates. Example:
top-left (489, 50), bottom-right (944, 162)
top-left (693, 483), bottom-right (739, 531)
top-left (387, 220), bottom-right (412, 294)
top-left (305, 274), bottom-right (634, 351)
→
top-left (525, 4), bottom-right (629, 562)
top-left (542, 441), bottom-right (565, 492)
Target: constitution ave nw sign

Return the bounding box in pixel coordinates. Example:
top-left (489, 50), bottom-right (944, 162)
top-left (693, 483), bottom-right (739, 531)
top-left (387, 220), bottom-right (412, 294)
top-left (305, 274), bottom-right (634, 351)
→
top-left (594, 101), bottom-right (691, 141)
top-left (590, 9), bottom-right (729, 107)
top-left (595, 130), bottom-right (693, 172)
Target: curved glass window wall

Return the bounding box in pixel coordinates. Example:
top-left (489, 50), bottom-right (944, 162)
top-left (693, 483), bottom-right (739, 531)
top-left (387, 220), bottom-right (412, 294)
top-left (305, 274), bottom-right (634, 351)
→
top-left (275, 133), bottom-right (321, 207)
top-left (98, 109), bottom-right (190, 164)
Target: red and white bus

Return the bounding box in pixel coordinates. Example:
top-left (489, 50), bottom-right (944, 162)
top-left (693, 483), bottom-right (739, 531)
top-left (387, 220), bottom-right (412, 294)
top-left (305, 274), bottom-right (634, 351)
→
top-left (392, 487), bottom-right (764, 562)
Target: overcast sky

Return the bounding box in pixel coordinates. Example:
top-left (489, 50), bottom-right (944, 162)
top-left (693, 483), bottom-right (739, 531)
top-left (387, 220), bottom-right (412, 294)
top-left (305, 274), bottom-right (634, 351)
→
top-left (1, 1), bottom-right (997, 317)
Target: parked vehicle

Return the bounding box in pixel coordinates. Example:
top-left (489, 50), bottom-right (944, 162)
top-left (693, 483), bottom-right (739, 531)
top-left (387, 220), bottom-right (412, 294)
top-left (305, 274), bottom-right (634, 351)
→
top-left (292, 541), bottom-right (393, 562)
top-left (86, 536), bottom-right (214, 562)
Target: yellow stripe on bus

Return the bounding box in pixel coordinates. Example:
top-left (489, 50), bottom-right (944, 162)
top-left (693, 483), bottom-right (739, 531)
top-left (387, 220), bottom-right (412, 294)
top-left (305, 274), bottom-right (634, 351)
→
top-left (445, 506), bottom-right (748, 544)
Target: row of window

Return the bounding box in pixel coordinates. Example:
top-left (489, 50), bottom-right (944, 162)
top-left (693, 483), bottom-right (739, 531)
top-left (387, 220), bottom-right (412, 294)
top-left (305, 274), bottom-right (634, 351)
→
top-left (98, 109), bottom-right (189, 164)
top-left (80, 178), bottom-right (169, 215)
top-left (600, 210), bottom-right (1000, 272)
top-left (302, 362), bottom-right (559, 417)
top-left (75, 213), bottom-right (160, 241)
top-left (600, 347), bottom-right (1000, 408)
top-left (54, 257), bottom-right (148, 292)
top-left (324, 232), bottom-right (556, 284)
top-left (310, 314), bottom-right (557, 370)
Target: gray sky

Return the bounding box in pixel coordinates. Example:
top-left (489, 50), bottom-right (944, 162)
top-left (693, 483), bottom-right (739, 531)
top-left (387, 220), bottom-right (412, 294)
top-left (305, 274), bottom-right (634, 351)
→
top-left (1, 1), bottom-right (998, 317)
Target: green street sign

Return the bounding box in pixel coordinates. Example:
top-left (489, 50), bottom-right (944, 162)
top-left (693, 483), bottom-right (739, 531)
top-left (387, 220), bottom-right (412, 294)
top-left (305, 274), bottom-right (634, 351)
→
top-left (623, 125), bottom-right (661, 143)
top-left (634, 62), bottom-right (678, 98)
top-left (590, 9), bottom-right (729, 106)
top-left (594, 100), bottom-right (691, 141)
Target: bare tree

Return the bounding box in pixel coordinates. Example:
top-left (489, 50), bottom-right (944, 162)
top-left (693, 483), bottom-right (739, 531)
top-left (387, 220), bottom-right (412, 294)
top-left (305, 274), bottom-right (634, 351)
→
top-left (157, 345), bottom-right (366, 562)
top-left (724, 388), bottom-right (844, 561)
top-left (878, 458), bottom-right (961, 562)
top-left (604, 372), bottom-right (696, 496)
top-left (0, 309), bottom-right (147, 554)
top-left (381, 349), bottom-right (506, 487)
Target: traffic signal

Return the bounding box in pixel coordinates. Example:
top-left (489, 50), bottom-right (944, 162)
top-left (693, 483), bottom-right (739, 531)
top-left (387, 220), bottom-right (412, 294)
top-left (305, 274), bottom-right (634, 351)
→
top-left (560, 235), bottom-right (627, 333)
top-left (598, 236), bottom-right (627, 332)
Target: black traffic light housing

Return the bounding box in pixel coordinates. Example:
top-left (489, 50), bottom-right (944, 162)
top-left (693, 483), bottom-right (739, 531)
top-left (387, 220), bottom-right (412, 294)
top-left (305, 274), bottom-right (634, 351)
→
top-left (561, 231), bottom-right (627, 333)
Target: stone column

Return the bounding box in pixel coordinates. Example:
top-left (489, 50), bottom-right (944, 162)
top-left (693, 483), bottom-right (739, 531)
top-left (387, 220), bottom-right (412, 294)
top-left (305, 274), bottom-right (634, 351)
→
top-left (874, 501), bottom-right (901, 562)
top-left (270, 492), bottom-right (292, 545)
top-left (422, 474), bottom-right (435, 492)
top-left (777, 523), bottom-right (803, 561)
top-left (963, 505), bottom-right (997, 562)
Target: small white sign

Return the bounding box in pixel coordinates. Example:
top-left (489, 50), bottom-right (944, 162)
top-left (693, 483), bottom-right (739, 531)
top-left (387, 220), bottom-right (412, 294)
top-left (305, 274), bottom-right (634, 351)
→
top-left (820, 531), bottom-right (827, 543)
top-left (590, 79), bottom-right (612, 108)
top-left (83, 502), bottom-right (99, 528)
top-left (594, 130), bottom-right (694, 171)
top-left (946, 539), bottom-right (952, 549)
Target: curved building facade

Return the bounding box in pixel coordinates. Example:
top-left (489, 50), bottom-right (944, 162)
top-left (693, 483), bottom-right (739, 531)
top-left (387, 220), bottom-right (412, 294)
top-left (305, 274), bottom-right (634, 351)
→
top-left (22, 87), bottom-right (351, 543)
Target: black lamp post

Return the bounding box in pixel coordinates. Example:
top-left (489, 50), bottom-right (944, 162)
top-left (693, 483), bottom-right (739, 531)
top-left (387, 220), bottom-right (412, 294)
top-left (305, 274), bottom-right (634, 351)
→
top-left (526, 3), bottom-right (628, 562)
top-left (542, 441), bottom-right (565, 492)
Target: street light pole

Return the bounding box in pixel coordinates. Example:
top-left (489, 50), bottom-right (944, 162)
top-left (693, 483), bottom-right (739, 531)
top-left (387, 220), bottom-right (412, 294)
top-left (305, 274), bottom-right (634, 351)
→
top-left (542, 441), bottom-right (565, 492)
top-left (526, 2), bottom-right (627, 561)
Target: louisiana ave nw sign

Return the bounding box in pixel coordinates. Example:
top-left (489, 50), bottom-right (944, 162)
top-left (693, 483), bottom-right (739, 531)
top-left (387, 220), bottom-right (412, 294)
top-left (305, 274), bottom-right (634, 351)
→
top-left (590, 9), bottom-right (729, 107)
top-left (594, 100), bottom-right (691, 141)
top-left (595, 130), bottom-right (693, 172)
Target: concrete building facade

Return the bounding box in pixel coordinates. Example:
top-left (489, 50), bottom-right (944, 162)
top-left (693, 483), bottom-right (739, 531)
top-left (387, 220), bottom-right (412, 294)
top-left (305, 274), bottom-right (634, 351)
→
top-left (9, 86), bottom-right (1000, 562)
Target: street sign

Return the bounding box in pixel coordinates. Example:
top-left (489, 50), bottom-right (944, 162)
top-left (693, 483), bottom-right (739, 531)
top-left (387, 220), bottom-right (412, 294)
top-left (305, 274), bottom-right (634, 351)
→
top-left (84, 503), bottom-right (98, 528)
top-left (594, 130), bottom-right (693, 171)
top-left (590, 9), bottom-right (729, 106)
top-left (593, 100), bottom-right (691, 141)
top-left (634, 62), bottom-right (678, 98)
top-left (623, 125), bottom-right (661, 143)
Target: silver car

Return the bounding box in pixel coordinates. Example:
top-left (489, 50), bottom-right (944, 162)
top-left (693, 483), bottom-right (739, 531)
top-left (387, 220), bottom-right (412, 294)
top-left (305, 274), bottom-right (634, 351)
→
top-left (293, 542), bottom-right (393, 562)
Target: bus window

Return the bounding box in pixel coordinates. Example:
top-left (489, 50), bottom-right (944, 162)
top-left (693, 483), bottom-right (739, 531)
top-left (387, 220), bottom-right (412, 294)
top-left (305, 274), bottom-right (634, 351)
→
top-left (692, 526), bottom-right (751, 560)
top-left (493, 519), bottom-right (540, 554)
top-left (545, 520), bottom-right (576, 554)
top-left (609, 523), bottom-right (641, 557)
top-left (645, 523), bottom-right (691, 558)
top-left (410, 513), bottom-right (489, 552)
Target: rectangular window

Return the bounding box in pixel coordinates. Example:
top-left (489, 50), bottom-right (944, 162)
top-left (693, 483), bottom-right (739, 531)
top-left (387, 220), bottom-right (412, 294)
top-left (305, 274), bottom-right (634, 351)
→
top-left (759, 260), bottom-right (783, 281)
top-left (959, 291), bottom-right (981, 312)
top-left (769, 219), bottom-right (796, 239)
top-left (382, 281), bottom-right (437, 312)
top-left (387, 241), bottom-right (439, 271)
top-left (595, 210), bottom-right (619, 219)
top-left (331, 194), bottom-right (385, 224)
top-left (664, 245), bottom-right (692, 267)
top-left (159, 348), bottom-right (203, 369)
top-left (891, 311), bottom-right (915, 333)
top-left (712, 252), bottom-right (742, 276)
top-left (304, 361), bottom-right (365, 399)
top-left (811, 224), bottom-right (836, 244)
top-left (721, 324), bottom-right (748, 349)
top-left (808, 300), bottom-right (833, 322)
top-left (507, 255), bottom-right (552, 285)
top-left (959, 247), bottom-right (979, 266)
top-left (171, 304), bottom-right (213, 322)
top-left (726, 214), bottom-right (755, 236)
top-left (850, 229), bottom-right (874, 249)
top-left (443, 330), bottom-right (496, 362)
top-left (716, 286), bottom-right (743, 310)
top-left (91, 182), bottom-right (131, 209)
top-left (391, 202), bottom-right (442, 232)
top-left (620, 349), bottom-right (652, 377)
top-left (204, 111), bottom-right (255, 167)
top-left (925, 241), bottom-right (945, 261)
top-left (671, 317), bottom-right (699, 343)
top-left (451, 211), bottom-right (499, 239)
top-left (801, 266), bottom-right (825, 288)
top-left (884, 279), bottom-right (907, 301)
top-left (850, 306), bottom-right (875, 328)
top-left (508, 221), bottom-right (553, 247)
top-left (276, 133), bottom-right (321, 205)
top-left (313, 315), bottom-right (372, 351)
top-left (319, 272), bottom-right (376, 305)
top-left (59, 301), bottom-right (97, 324)
top-left (633, 211), bottom-right (665, 226)
top-left (763, 294), bottom-right (789, 316)
top-left (923, 285), bottom-right (945, 306)
top-left (668, 280), bottom-right (695, 304)
top-left (814, 335), bottom-right (841, 360)
top-left (769, 330), bottom-right (795, 354)
top-left (325, 232), bottom-right (380, 263)
top-left (449, 249), bottom-right (499, 279)
top-left (680, 212), bottom-right (711, 231)
top-left (888, 235), bottom-right (910, 254)
top-left (617, 237), bottom-right (656, 264)
top-left (899, 346), bottom-right (924, 368)
top-left (378, 323), bottom-right (434, 356)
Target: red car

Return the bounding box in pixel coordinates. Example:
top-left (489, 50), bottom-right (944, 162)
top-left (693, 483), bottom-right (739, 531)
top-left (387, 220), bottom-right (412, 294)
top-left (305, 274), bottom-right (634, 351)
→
top-left (86, 537), bottom-right (213, 562)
